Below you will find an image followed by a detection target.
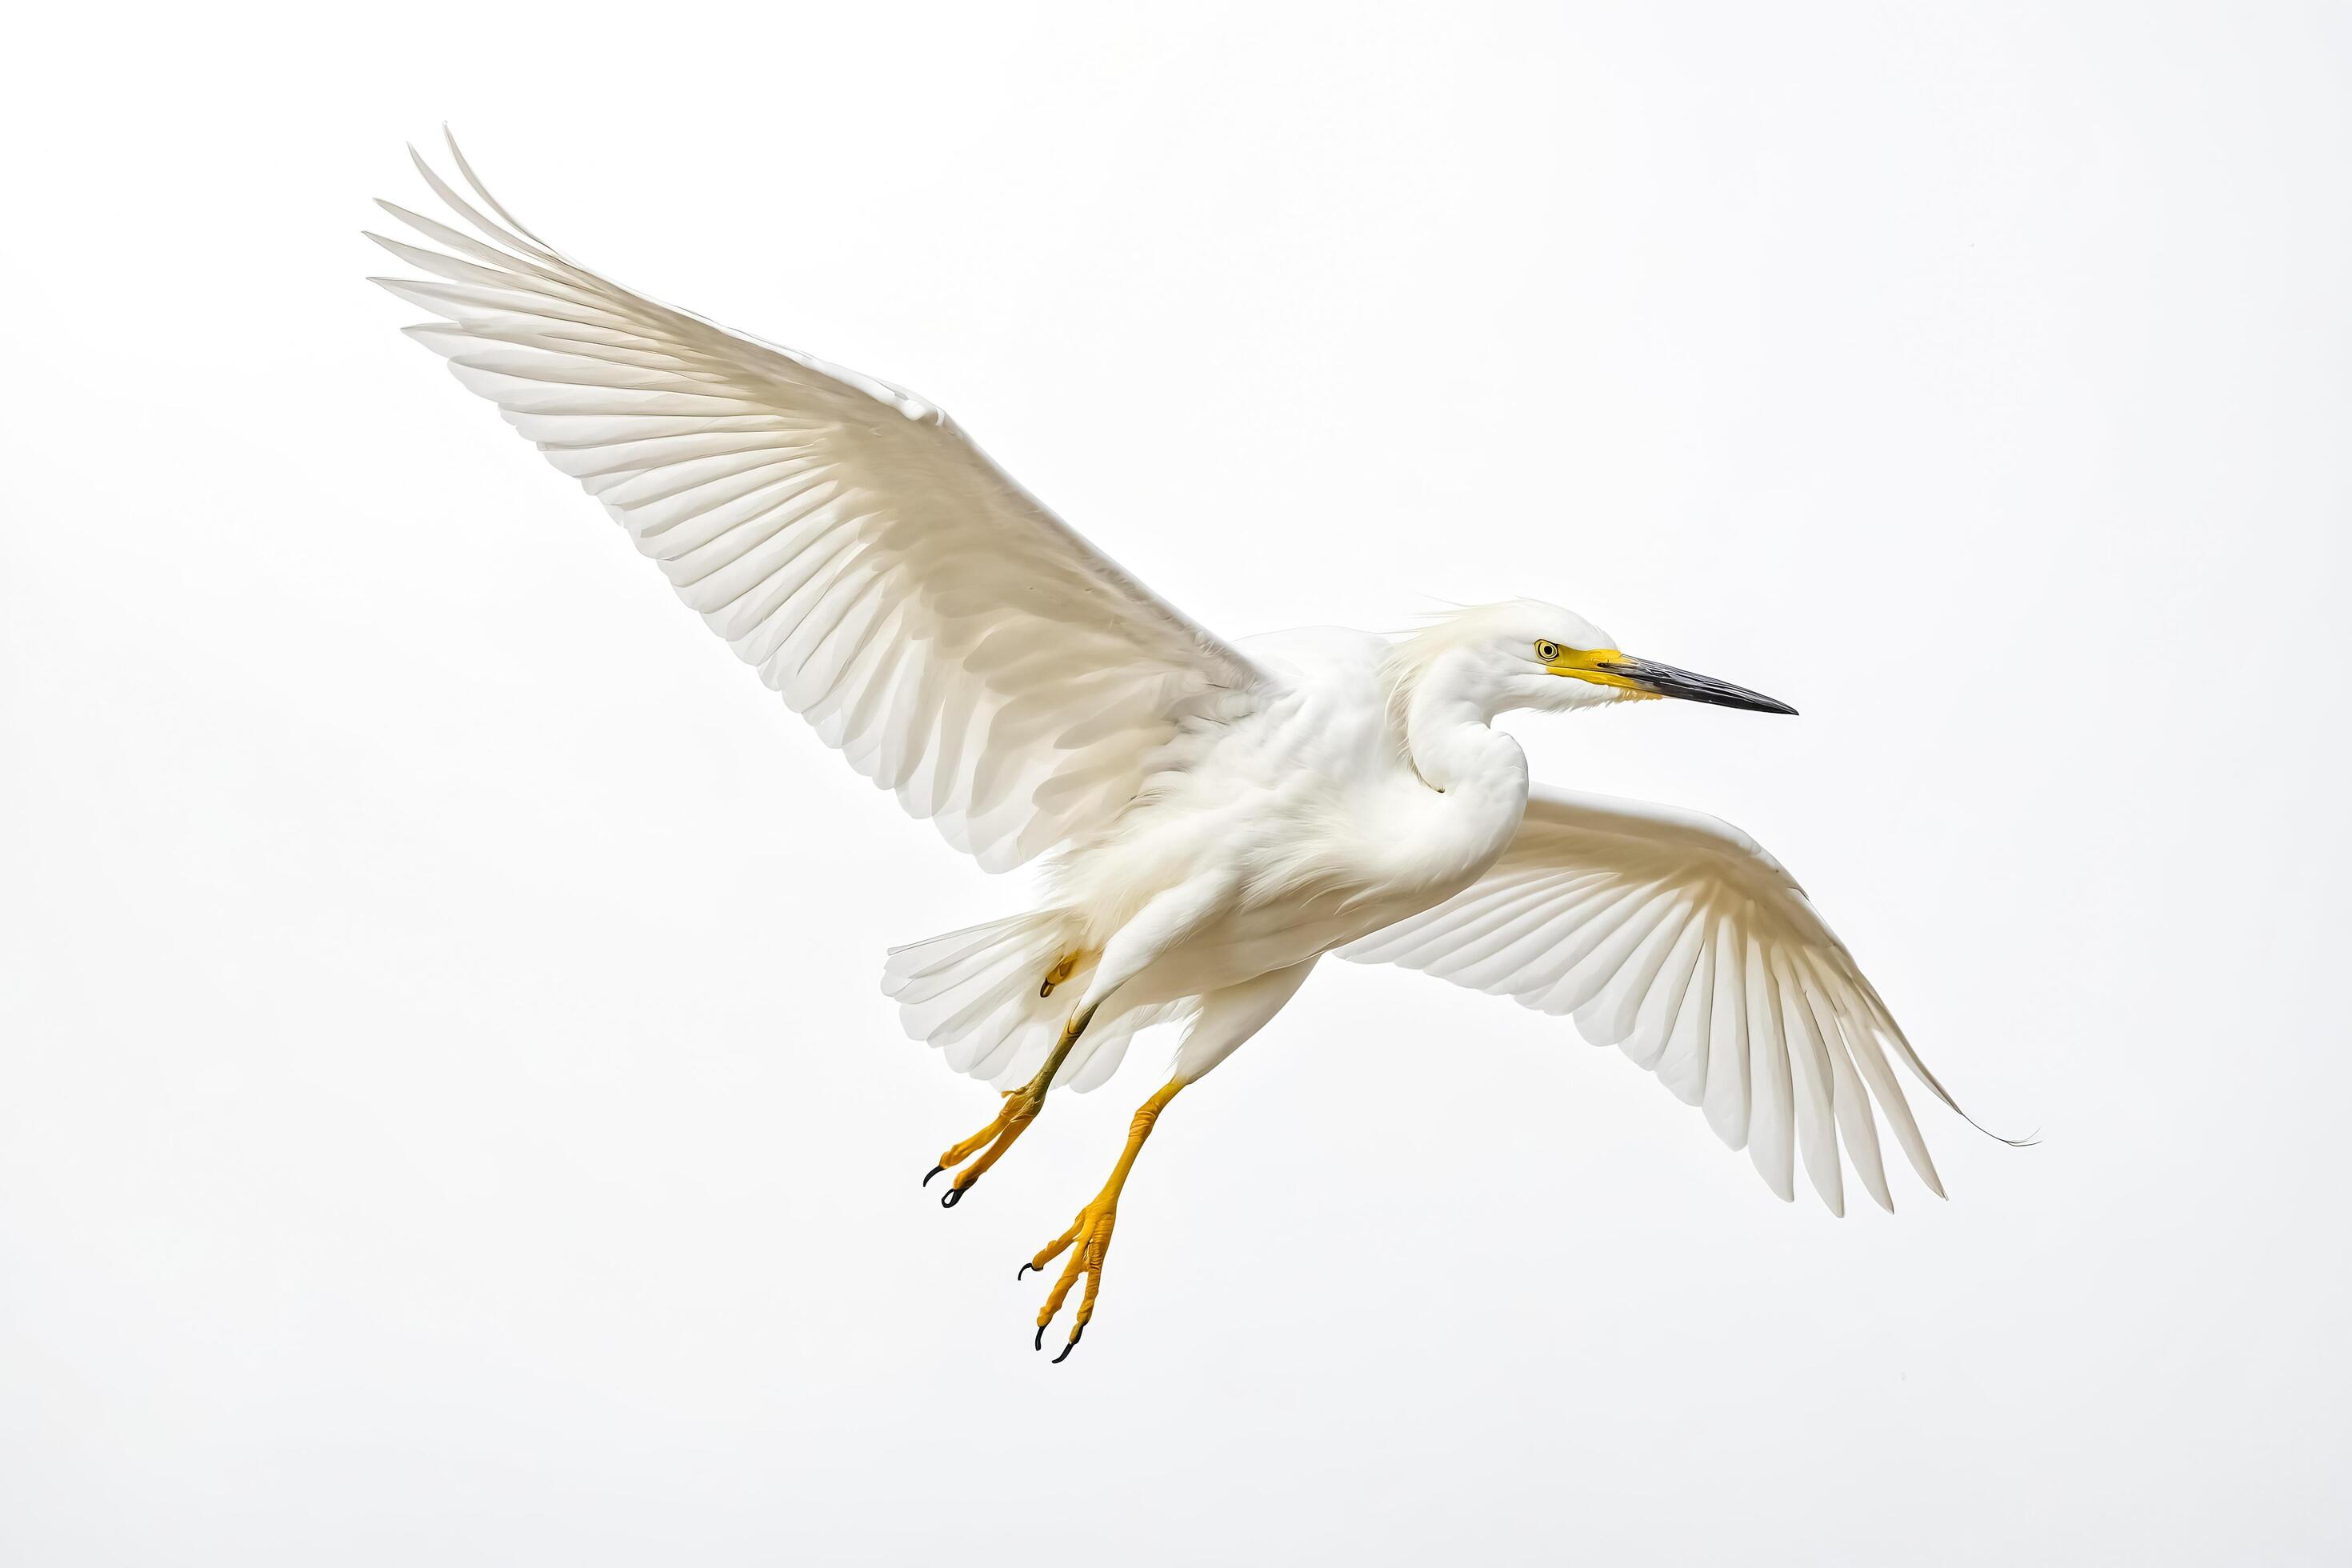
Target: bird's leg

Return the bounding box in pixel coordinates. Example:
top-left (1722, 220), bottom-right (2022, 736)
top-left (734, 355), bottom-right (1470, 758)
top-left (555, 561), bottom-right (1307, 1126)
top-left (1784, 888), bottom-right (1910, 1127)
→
top-left (1038, 950), bottom-right (1082, 997)
top-left (1020, 1076), bottom-right (1186, 1362)
top-left (924, 1002), bottom-right (1098, 1207)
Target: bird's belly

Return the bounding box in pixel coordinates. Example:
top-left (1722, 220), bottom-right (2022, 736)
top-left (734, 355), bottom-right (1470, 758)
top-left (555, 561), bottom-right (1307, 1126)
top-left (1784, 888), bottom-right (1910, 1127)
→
top-left (1074, 786), bottom-right (1520, 1005)
top-left (1116, 866), bottom-right (1489, 1005)
top-left (1060, 646), bottom-right (1525, 1004)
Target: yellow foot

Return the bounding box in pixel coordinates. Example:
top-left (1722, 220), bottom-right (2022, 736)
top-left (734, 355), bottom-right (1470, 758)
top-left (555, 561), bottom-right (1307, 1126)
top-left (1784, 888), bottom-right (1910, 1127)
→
top-left (1016, 1076), bottom-right (1184, 1362)
top-left (1020, 1197), bottom-right (1122, 1362)
top-left (922, 1084), bottom-right (1044, 1208)
top-left (922, 1002), bottom-right (1101, 1209)
top-left (1039, 950), bottom-right (1082, 998)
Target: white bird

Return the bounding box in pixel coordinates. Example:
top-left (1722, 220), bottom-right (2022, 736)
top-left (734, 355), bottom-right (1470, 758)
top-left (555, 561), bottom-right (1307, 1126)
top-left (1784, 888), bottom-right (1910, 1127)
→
top-left (371, 134), bottom-right (2006, 1361)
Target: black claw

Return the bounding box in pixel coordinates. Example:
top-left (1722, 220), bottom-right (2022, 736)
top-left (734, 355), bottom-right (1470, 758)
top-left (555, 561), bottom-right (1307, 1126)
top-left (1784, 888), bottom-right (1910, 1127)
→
top-left (922, 1165), bottom-right (945, 1188)
top-left (939, 1185), bottom-right (963, 1209)
top-left (1017, 1262), bottom-right (1036, 1281)
top-left (1034, 1322), bottom-right (1047, 1351)
top-left (1052, 1328), bottom-right (1082, 1364)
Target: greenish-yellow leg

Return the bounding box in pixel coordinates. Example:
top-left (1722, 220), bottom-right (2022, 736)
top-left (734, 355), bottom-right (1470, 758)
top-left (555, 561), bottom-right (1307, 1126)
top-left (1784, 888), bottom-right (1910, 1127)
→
top-left (924, 1002), bottom-right (1098, 1207)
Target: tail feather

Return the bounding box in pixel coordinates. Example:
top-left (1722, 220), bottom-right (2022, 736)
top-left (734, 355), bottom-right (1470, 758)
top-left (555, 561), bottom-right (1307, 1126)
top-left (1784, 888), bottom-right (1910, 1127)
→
top-left (1065, 999), bottom-right (1189, 1091)
top-left (886, 911), bottom-right (1070, 1074)
top-left (881, 911), bottom-right (1193, 1092)
top-left (886, 922), bottom-right (1044, 1007)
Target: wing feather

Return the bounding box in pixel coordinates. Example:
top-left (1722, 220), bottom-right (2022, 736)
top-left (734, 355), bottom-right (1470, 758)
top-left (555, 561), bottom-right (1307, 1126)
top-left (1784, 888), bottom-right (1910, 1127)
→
top-left (1702, 914), bottom-right (1754, 1150)
top-left (1345, 786), bottom-right (1978, 1211)
top-left (1745, 932), bottom-right (1797, 1202)
top-left (372, 134), bottom-right (1262, 870)
top-left (1654, 924), bottom-right (1715, 1106)
top-left (1774, 946), bottom-right (1843, 1215)
top-left (1576, 894), bottom-right (1696, 1049)
top-left (1622, 910), bottom-right (1710, 1071)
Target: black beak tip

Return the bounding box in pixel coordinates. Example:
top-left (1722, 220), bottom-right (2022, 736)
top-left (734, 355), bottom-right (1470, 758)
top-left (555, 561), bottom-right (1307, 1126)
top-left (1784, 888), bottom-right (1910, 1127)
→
top-left (1626, 658), bottom-right (1801, 717)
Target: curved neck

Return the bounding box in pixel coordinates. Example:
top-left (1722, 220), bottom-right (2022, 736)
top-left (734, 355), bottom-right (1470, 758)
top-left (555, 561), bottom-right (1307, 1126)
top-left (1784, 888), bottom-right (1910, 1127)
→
top-left (1398, 648), bottom-right (1529, 800)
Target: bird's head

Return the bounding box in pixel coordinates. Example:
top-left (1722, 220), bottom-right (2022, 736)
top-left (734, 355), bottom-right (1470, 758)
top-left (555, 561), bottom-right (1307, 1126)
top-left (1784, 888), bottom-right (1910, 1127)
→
top-left (1399, 599), bottom-right (1798, 719)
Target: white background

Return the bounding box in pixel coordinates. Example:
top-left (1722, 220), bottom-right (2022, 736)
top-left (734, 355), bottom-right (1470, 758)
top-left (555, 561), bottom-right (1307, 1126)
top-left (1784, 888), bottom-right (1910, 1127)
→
top-left (4, 3), bottom-right (2346, 1562)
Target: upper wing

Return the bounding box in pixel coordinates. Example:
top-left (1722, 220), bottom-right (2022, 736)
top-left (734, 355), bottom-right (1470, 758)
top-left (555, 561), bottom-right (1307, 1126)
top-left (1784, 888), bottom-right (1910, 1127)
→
top-left (1344, 785), bottom-right (1987, 1214)
top-left (369, 134), bottom-right (1262, 871)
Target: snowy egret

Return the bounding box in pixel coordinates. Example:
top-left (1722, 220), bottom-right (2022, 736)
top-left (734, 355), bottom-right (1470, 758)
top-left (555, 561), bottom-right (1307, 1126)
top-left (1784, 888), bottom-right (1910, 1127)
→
top-left (372, 134), bottom-right (2000, 1361)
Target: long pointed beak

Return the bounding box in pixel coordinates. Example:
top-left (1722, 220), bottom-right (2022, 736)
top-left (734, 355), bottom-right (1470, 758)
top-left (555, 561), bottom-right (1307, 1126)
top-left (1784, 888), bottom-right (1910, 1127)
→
top-left (1599, 654), bottom-right (1798, 715)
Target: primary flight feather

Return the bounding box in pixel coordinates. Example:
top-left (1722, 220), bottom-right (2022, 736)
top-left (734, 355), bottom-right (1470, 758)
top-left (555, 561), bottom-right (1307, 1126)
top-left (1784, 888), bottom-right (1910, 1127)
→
top-left (371, 132), bottom-right (1997, 1360)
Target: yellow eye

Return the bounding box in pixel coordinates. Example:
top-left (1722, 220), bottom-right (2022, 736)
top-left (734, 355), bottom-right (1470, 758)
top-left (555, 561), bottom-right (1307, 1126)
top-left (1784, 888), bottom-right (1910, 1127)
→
top-left (1534, 639), bottom-right (1562, 662)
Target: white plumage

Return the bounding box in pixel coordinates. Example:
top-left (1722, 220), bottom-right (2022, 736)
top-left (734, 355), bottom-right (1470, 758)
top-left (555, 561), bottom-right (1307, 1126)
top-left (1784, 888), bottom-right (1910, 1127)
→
top-left (374, 141), bottom-right (1252, 876)
top-left (374, 134), bottom-right (1998, 1350)
top-left (1342, 785), bottom-right (1964, 1214)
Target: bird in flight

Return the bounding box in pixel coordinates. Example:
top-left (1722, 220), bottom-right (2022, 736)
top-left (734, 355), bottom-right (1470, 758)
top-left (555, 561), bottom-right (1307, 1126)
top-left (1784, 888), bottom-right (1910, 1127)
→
top-left (371, 134), bottom-right (2006, 1362)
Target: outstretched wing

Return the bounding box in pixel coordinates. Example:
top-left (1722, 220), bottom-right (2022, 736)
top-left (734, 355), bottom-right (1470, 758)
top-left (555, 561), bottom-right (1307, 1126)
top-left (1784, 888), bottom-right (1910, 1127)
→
top-left (1344, 786), bottom-right (1985, 1214)
top-left (370, 134), bottom-right (1262, 871)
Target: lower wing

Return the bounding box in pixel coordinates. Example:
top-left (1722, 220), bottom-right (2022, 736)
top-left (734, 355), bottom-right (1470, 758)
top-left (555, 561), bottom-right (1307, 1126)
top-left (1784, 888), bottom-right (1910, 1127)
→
top-left (1344, 785), bottom-right (2015, 1214)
